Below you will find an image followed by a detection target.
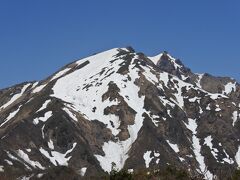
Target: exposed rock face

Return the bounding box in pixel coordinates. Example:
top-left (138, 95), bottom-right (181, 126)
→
top-left (0, 47), bottom-right (239, 179)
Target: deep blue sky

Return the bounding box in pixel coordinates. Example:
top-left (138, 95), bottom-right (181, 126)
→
top-left (0, 0), bottom-right (239, 88)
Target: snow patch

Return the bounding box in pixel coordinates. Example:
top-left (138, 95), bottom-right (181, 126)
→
top-left (63, 107), bottom-right (78, 122)
top-left (185, 119), bottom-right (213, 179)
top-left (33, 111), bottom-right (52, 125)
top-left (159, 97), bottom-right (175, 108)
top-left (32, 84), bottom-right (47, 93)
top-left (166, 76), bottom-right (188, 109)
top-left (6, 151), bottom-right (32, 170)
top-left (146, 112), bottom-right (161, 127)
top-left (41, 125), bottom-right (45, 139)
top-left (232, 111), bottom-right (238, 126)
top-left (235, 146), bottom-right (240, 167)
top-left (37, 100), bottom-right (51, 112)
top-left (223, 82), bottom-right (236, 94)
top-left (48, 139), bottom-right (54, 150)
top-left (0, 165), bottom-right (4, 172)
top-left (206, 104), bottom-right (211, 110)
top-left (143, 151), bottom-right (153, 168)
top-left (80, 167), bottom-right (87, 176)
top-left (31, 82), bottom-right (39, 89)
top-left (222, 149), bottom-right (234, 164)
top-left (196, 74), bottom-right (204, 88)
top-left (189, 97), bottom-right (199, 103)
top-left (167, 109), bottom-right (172, 118)
top-left (4, 159), bottom-right (13, 165)
top-left (0, 83), bottom-right (30, 110)
top-left (37, 174), bottom-right (44, 178)
top-left (159, 72), bottom-right (170, 87)
top-left (17, 150), bottom-right (45, 170)
top-left (148, 53), bottom-right (163, 65)
top-left (154, 151), bottom-right (160, 157)
top-left (40, 142), bottom-right (77, 166)
top-left (215, 105), bottom-right (221, 112)
top-left (143, 150), bottom-right (160, 168)
top-left (179, 157), bottom-right (185, 162)
top-left (204, 136), bottom-right (218, 160)
top-left (209, 93), bottom-right (227, 100)
top-left (128, 169), bottom-right (134, 173)
top-left (166, 140), bottom-right (180, 153)
top-left (142, 67), bottom-right (159, 83)
top-left (0, 105), bottom-right (22, 127)
top-left (26, 149), bottom-right (31, 153)
top-left (50, 68), bottom-right (71, 81)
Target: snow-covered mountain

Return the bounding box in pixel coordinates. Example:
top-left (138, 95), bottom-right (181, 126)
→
top-left (0, 47), bottom-right (239, 179)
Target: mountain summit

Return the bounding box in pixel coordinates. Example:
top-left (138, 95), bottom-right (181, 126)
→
top-left (0, 47), bottom-right (239, 179)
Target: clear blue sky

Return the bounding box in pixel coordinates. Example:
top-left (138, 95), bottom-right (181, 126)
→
top-left (0, 0), bottom-right (239, 88)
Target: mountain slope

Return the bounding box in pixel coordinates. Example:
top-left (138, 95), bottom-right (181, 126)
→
top-left (0, 47), bottom-right (239, 179)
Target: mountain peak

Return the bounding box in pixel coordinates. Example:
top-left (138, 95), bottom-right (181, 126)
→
top-left (147, 51), bottom-right (190, 80)
top-left (0, 47), bottom-right (239, 180)
top-left (148, 51), bottom-right (178, 65)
